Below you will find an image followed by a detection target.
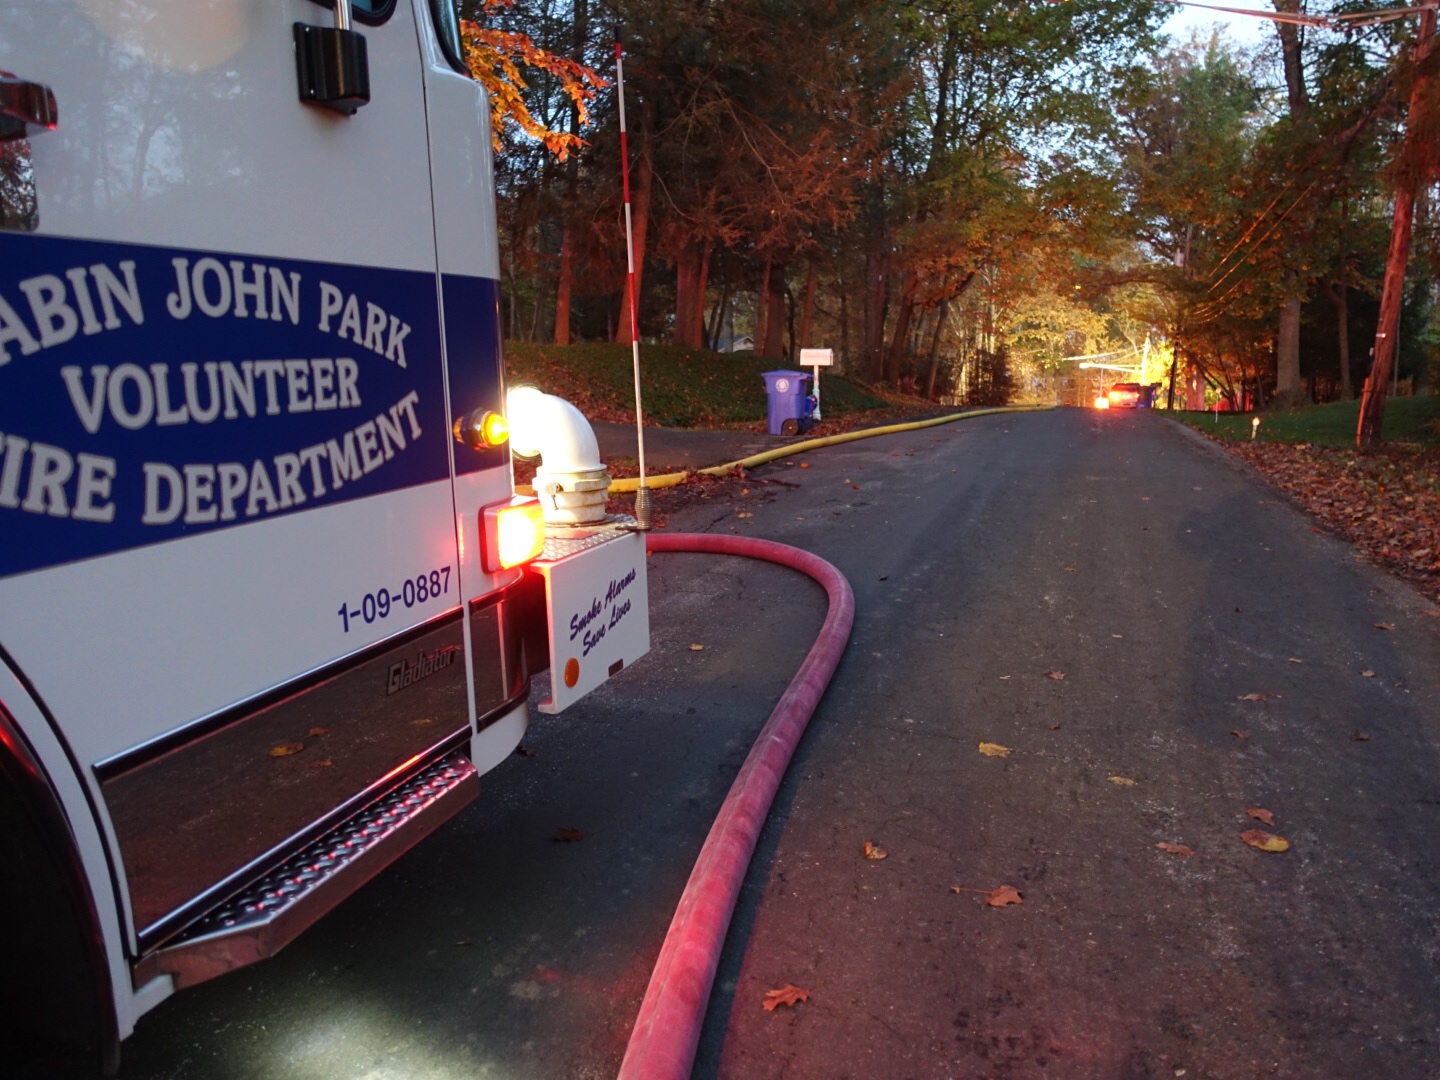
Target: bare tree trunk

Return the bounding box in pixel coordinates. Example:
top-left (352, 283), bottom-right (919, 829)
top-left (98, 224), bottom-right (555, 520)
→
top-left (762, 261), bottom-right (786, 358)
top-left (674, 243), bottom-right (701, 347)
top-left (692, 239), bottom-right (711, 347)
top-left (705, 285), bottom-right (731, 350)
top-left (884, 269), bottom-right (918, 386)
top-left (924, 298), bottom-right (951, 400)
top-left (1270, 0), bottom-right (1310, 408)
top-left (797, 261), bottom-right (817, 350)
top-left (863, 248), bottom-right (888, 382)
top-left (755, 252), bottom-right (772, 355)
top-left (616, 148), bottom-right (651, 345)
top-left (553, 225), bottom-right (573, 344)
top-left (1275, 292), bottom-right (1303, 406)
top-left (1359, 7), bottom-right (1435, 445)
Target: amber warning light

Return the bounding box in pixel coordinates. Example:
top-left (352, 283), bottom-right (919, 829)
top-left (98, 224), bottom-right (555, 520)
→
top-left (481, 498), bottom-right (545, 571)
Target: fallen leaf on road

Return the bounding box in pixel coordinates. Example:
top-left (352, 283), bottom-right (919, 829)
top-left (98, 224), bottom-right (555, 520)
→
top-left (1352, 730), bottom-right (1372, 742)
top-left (1361, 669), bottom-right (1376, 678)
top-left (1246, 807), bottom-right (1275, 826)
top-left (690, 644), bottom-right (705, 651)
top-left (269, 742), bottom-right (304, 757)
top-left (986, 885), bottom-right (1023, 907)
top-left (1156, 842), bottom-right (1195, 856)
top-left (306, 758), bottom-right (332, 769)
top-left (978, 742), bottom-right (1012, 757)
top-left (863, 841), bottom-right (888, 860)
top-left (1064, 566), bottom-right (1076, 572)
top-left (514, 746), bottom-right (538, 757)
top-left (1288, 658), bottom-right (1303, 664)
top-left (851, 484), bottom-right (860, 490)
top-left (1108, 775), bottom-right (1137, 786)
top-left (799, 463), bottom-right (809, 468)
top-left (763, 984), bottom-right (810, 1011)
top-left (736, 511), bottom-right (752, 519)
top-left (1374, 622), bottom-right (1396, 631)
top-left (554, 828), bottom-right (584, 842)
top-left (1240, 830), bottom-right (1290, 853)
top-left (1230, 729), bottom-right (1251, 740)
top-left (998, 675), bottom-right (1011, 680)
top-left (1050, 723), bottom-right (1061, 730)
top-left (1237, 692), bottom-right (1274, 701)
top-left (412, 717), bottom-right (433, 726)
top-left (741, 488), bottom-right (749, 495)
top-left (308, 726), bottom-right (330, 737)
top-left (1047, 670), bottom-right (1065, 681)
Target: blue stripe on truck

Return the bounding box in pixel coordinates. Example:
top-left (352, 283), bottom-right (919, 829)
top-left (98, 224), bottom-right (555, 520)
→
top-left (0, 235), bottom-right (506, 579)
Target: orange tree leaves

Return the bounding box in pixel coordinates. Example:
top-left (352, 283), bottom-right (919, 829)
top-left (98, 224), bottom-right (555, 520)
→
top-left (461, 1), bottom-right (605, 160)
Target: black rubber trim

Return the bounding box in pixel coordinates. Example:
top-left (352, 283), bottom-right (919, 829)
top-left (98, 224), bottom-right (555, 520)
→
top-left (0, 703), bottom-right (120, 1073)
top-left (428, 0), bottom-right (469, 74)
top-left (93, 607), bottom-right (465, 783)
top-left (0, 643), bottom-right (131, 980)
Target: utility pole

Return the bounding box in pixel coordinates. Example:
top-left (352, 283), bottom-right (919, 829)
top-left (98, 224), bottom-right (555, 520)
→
top-left (1358, 6), bottom-right (1436, 448)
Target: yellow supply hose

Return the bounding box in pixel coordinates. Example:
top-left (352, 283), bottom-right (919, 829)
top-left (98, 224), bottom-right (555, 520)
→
top-left (604, 404), bottom-right (1053, 494)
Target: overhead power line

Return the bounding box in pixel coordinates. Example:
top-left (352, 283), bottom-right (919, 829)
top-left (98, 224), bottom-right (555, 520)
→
top-left (1151, 0), bottom-right (1437, 30)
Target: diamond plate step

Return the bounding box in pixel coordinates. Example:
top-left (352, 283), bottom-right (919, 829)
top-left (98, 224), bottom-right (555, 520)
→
top-left (134, 752), bottom-right (478, 990)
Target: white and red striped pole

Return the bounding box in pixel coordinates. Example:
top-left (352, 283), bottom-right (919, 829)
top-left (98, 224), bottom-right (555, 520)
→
top-left (616, 34), bottom-right (652, 529)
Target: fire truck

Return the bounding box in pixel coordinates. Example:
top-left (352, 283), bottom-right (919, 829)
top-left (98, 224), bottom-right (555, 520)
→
top-left (0, 1), bottom-right (647, 1070)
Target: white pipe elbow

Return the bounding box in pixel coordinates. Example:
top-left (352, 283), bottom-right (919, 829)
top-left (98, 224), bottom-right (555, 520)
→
top-left (505, 386), bottom-right (603, 473)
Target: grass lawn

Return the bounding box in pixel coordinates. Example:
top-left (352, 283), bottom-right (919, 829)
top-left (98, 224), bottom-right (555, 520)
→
top-left (1170, 396), bottom-right (1440, 449)
top-left (504, 341), bottom-right (887, 428)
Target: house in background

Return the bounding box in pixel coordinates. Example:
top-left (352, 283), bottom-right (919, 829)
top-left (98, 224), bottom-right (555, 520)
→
top-left (715, 333), bottom-right (755, 353)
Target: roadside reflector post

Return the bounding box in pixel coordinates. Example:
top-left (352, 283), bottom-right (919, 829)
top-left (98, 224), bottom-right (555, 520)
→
top-left (615, 33), bottom-right (651, 529)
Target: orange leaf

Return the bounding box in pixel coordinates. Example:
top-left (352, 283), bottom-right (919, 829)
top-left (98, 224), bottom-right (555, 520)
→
top-left (985, 885), bottom-right (1023, 907)
top-left (1156, 842), bottom-right (1195, 856)
top-left (1240, 829), bottom-right (1290, 853)
top-left (1246, 807), bottom-right (1275, 826)
top-left (978, 742), bottom-right (1011, 757)
top-left (306, 758), bottom-right (332, 769)
top-left (1374, 622), bottom-right (1396, 631)
top-left (269, 742), bottom-right (304, 757)
top-left (1046, 670), bottom-right (1065, 681)
top-left (763, 984), bottom-right (810, 1011)
top-left (1107, 775), bottom-right (1136, 786)
top-left (863, 840), bottom-right (888, 860)
top-left (308, 726), bottom-right (330, 737)
top-left (1230, 729), bottom-right (1251, 740)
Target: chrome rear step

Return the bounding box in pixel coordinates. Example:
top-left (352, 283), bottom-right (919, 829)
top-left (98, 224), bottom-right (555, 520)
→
top-left (134, 752), bottom-right (478, 990)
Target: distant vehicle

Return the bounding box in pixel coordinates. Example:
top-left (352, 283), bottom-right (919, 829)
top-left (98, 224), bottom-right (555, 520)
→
top-left (1106, 382), bottom-right (1145, 408)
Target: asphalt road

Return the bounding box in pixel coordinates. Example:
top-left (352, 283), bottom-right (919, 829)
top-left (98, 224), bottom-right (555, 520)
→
top-left (103, 408), bottom-right (1440, 1079)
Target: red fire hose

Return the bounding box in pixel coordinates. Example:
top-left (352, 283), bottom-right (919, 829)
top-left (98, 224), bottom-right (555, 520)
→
top-left (618, 533), bottom-right (855, 1080)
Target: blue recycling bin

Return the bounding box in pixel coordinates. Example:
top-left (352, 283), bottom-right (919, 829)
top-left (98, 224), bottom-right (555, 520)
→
top-left (762, 370), bottom-right (814, 436)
